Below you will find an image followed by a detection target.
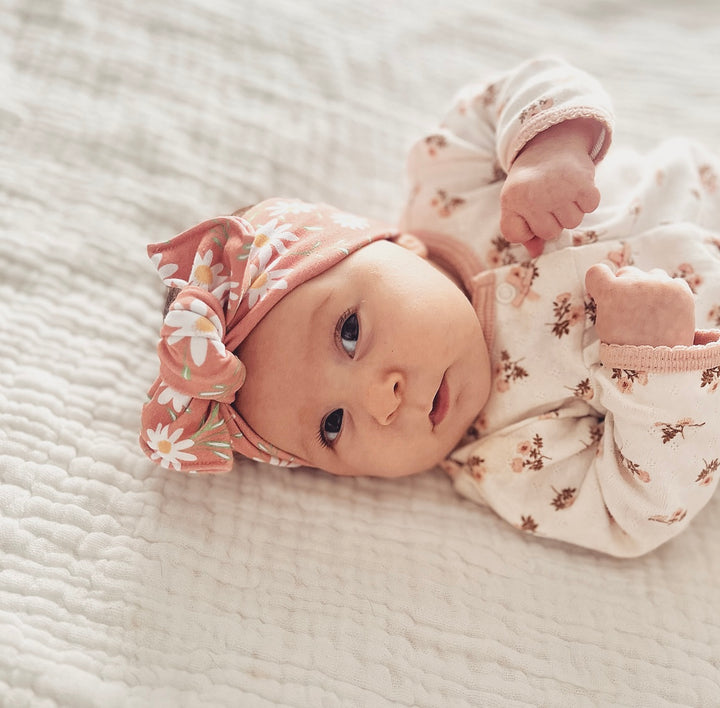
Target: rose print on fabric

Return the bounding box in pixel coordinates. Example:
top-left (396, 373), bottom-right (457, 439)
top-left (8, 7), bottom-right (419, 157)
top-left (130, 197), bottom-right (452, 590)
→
top-left (607, 242), bottom-right (633, 269)
top-left (584, 296), bottom-right (597, 326)
top-left (671, 262), bottom-right (703, 294)
top-left (466, 455), bottom-right (487, 481)
top-left (699, 163), bottom-right (718, 193)
top-left (431, 189), bottom-right (465, 217)
top-left (571, 229), bottom-right (602, 246)
top-left (518, 97), bottom-right (554, 124)
top-left (567, 378), bottom-right (594, 400)
top-left (616, 449), bottom-right (651, 483)
top-left (551, 487), bottom-right (577, 510)
top-left (548, 292), bottom-right (585, 338)
top-left (648, 509), bottom-right (687, 525)
top-left (495, 350), bottom-right (528, 392)
top-left (145, 424), bottom-right (197, 471)
top-left (519, 516), bottom-right (538, 533)
top-left (479, 82), bottom-right (498, 108)
top-left (709, 305), bottom-right (720, 328)
top-left (506, 262), bottom-right (540, 307)
top-left (487, 235), bottom-right (519, 267)
top-left (586, 423), bottom-right (604, 449)
top-left (424, 134), bottom-right (448, 157)
top-left (701, 366), bottom-right (720, 391)
top-left (696, 459), bottom-right (719, 487)
top-left (511, 435), bottom-right (551, 472)
top-left (611, 368), bottom-right (648, 394)
top-left (654, 418), bottom-right (706, 444)
top-left (628, 199), bottom-right (642, 223)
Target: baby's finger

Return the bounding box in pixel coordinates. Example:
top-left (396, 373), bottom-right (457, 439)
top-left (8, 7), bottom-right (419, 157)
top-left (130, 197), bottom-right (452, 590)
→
top-left (576, 185), bottom-right (601, 213)
top-left (584, 262), bottom-right (615, 298)
top-left (553, 203), bottom-right (585, 229)
top-left (524, 212), bottom-right (563, 241)
top-left (524, 236), bottom-right (546, 258)
top-left (500, 211), bottom-right (534, 244)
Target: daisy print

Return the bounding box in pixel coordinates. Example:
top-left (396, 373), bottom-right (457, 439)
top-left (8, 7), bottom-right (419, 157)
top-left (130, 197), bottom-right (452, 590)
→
top-left (246, 263), bottom-right (293, 308)
top-left (251, 219), bottom-right (300, 270)
top-left (331, 211), bottom-right (369, 230)
top-left (150, 252), bottom-right (182, 287)
top-left (157, 384), bottom-right (192, 413)
top-left (145, 424), bottom-right (197, 471)
top-left (191, 250), bottom-right (227, 292)
top-left (266, 200), bottom-right (316, 218)
top-left (164, 298), bottom-right (225, 367)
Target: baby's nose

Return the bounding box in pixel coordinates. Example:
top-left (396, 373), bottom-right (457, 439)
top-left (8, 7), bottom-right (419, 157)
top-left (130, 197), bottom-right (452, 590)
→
top-left (366, 371), bottom-right (403, 425)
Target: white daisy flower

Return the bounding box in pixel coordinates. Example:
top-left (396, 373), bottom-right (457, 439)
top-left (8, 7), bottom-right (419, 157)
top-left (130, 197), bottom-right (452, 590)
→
top-left (150, 253), bottom-right (181, 285)
top-left (266, 200), bottom-right (316, 218)
top-left (246, 263), bottom-right (292, 309)
top-left (251, 218), bottom-right (299, 270)
top-left (212, 279), bottom-right (241, 302)
top-left (191, 250), bottom-right (227, 292)
top-left (331, 212), bottom-right (369, 230)
top-left (157, 384), bottom-right (192, 413)
top-left (145, 424), bottom-right (197, 471)
top-left (165, 298), bottom-right (226, 366)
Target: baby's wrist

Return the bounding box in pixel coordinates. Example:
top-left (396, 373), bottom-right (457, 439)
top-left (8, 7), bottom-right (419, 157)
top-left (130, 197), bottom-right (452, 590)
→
top-left (521, 118), bottom-right (601, 161)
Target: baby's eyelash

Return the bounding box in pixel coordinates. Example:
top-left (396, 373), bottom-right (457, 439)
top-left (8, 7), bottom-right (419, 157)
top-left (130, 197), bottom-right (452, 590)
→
top-left (316, 428), bottom-right (330, 449)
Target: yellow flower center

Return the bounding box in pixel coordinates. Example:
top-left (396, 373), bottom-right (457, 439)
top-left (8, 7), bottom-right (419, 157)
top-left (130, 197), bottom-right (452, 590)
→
top-left (157, 439), bottom-right (172, 454)
top-left (254, 232), bottom-right (269, 248)
top-left (251, 272), bottom-right (268, 289)
top-left (195, 316), bottom-right (216, 333)
top-left (194, 264), bottom-right (213, 285)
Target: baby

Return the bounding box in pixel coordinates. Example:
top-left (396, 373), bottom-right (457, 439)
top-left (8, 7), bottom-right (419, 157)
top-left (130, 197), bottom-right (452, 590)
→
top-left (141, 57), bottom-right (720, 557)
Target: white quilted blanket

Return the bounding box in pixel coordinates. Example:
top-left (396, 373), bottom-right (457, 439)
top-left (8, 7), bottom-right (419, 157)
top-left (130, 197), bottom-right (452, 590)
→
top-left (2, 0), bottom-right (719, 705)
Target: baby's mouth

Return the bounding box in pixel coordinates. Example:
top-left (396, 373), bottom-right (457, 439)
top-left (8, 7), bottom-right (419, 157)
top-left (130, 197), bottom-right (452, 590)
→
top-left (429, 372), bottom-right (449, 428)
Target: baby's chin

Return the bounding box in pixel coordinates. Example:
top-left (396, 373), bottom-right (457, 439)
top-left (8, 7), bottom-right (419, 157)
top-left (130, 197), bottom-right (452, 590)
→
top-left (316, 430), bottom-right (470, 479)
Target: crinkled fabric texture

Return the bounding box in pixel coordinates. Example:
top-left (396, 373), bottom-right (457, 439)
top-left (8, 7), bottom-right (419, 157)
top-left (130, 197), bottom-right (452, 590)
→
top-left (1, 0), bottom-right (719, 706)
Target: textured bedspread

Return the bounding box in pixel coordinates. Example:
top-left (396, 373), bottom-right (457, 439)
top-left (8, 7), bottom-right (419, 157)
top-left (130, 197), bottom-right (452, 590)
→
top-left (2, 0), bottom-right (719, 705)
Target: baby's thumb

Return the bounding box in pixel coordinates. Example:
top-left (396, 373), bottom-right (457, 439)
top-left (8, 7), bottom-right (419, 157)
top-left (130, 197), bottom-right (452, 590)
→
top-left (584, 263), bottom-right (614, 298)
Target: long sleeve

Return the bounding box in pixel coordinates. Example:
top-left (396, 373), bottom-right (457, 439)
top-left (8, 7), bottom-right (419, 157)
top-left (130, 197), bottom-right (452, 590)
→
top-left (446, 223), bottom-right (720, 557)
top-left (399, 56), bottom-right (614, 264)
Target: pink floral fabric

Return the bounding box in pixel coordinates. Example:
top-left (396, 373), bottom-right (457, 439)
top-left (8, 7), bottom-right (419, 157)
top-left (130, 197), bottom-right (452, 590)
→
top-left (140, 199), bottom-right (399, 474)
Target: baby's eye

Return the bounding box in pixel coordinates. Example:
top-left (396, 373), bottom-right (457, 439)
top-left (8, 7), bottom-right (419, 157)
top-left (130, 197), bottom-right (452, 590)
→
top-left (338, 312), bottom-right (359, 357)
top-left (321, 408), bottom-right (344, 446)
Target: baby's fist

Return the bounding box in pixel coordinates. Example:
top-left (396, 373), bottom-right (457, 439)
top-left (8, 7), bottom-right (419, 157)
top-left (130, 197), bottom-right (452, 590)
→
top-left (585, 264), bottom-right (696, 347)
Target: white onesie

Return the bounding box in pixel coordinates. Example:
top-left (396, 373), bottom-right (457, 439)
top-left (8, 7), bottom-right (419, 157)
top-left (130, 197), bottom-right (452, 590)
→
top-left (401, 56), bottom-right (720, 557)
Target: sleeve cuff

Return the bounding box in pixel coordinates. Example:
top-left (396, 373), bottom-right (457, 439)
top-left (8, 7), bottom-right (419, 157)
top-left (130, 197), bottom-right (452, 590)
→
top-left (599, 331), bottom-right (720, 372)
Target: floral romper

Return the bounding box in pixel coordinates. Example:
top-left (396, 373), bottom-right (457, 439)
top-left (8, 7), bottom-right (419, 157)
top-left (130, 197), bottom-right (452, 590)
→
top-left (401, 56), bottom-right (720, 557)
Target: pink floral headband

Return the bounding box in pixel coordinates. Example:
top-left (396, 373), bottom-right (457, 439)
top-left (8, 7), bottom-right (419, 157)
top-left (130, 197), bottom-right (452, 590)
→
top-left (140, 198), bottom-right (399, 474)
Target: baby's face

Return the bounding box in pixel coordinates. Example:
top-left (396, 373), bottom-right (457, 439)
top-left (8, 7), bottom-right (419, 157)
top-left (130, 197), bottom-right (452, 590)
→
top-left (235, 239), bottom-right (492, 477)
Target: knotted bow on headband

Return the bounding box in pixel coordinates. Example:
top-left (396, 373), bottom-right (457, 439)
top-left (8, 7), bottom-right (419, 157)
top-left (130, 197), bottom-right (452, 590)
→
top-left (140, 198), bottom-right (399, 474)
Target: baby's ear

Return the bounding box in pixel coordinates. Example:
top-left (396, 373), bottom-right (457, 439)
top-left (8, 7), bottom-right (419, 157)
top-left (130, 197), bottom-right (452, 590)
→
top-left (393, 233), bottom-right (428, 258)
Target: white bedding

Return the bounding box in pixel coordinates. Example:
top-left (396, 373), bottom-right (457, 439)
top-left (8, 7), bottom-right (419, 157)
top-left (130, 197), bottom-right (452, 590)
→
top-left (2, 0), bottom-right (719, 705)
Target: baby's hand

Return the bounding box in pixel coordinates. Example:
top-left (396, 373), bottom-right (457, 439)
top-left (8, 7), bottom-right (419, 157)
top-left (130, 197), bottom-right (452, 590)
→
top-left (585, 264), bottom-right (696, 347)
top-left (500, 119), bottom-right (601, 257)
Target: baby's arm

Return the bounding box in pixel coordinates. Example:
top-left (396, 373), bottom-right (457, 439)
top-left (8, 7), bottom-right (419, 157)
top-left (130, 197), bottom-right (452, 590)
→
top-left (501, 118), bottom-right (601, 257)
top-left (400, 56), bottom-right (613, 263)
